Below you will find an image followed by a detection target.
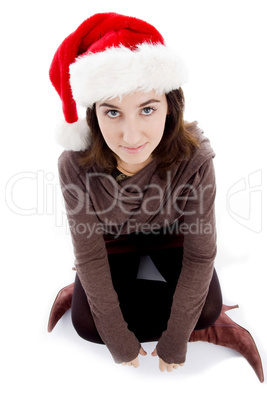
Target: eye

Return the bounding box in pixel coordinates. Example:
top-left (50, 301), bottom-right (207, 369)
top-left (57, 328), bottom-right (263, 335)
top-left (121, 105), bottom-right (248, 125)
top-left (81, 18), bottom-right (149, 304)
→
top-left (105, 110), bottom-right (120, 118)
top-left (141, 107), bottom-right (155, 116)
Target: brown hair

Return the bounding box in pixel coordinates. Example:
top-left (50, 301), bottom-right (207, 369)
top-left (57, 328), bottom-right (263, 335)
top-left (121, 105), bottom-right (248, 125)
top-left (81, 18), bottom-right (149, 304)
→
top-left (78, 89), bottom-right (199, 177)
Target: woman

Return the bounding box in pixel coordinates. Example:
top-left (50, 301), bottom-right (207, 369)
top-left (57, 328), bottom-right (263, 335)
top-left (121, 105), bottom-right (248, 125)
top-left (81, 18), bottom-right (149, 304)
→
top-left (48, 12), bottom-right (264, 380)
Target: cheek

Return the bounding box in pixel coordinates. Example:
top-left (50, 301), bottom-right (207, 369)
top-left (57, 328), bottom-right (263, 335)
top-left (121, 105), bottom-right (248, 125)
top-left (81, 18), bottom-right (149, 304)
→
top-left (97, 118), bottom-right (115, 143)
top-left (149, 115), bottom-right (167, 141)
top-left (98, 123), bottom-right (120, 150)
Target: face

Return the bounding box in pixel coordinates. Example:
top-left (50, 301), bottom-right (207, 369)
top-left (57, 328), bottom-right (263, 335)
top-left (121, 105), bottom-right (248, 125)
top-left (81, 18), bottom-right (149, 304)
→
top-left (95, 90), bottom-right (168, 175)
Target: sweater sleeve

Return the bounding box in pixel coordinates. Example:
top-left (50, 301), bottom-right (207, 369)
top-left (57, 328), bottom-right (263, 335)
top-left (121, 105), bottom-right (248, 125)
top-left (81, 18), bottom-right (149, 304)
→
top-left (58, 152), bottom-right (141, 363)
top-left (156, 158), bottom-right (217, 364)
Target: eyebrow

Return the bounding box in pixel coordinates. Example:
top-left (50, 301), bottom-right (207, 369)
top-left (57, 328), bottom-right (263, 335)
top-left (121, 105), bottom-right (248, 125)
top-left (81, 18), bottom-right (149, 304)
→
top-left (99, 99), bottom-right (161, 109)
top-left (139, 99), bottom-right (161, 107)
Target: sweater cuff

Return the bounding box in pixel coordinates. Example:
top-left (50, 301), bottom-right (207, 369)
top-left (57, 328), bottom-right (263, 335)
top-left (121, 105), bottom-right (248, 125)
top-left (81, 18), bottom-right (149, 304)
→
top-left (111, 335), bottom-right (141, 364)
top-left (156, 333), bottom-right (188, 364)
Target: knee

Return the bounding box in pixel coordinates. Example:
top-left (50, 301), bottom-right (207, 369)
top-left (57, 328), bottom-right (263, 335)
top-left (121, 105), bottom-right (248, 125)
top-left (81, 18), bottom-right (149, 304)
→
top-left (195, 269), bottom-right (223, 330)
top-left (195, 292), bottom-right (222, 330)
top-left (205, 297), bottom-right (222, 327)
top-left (71, 308), bottom-right (104, 344)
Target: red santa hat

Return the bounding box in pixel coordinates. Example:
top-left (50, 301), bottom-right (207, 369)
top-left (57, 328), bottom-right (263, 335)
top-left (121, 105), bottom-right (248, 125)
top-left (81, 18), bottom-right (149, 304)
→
top-left (49, 12), bottom-right (188, 151)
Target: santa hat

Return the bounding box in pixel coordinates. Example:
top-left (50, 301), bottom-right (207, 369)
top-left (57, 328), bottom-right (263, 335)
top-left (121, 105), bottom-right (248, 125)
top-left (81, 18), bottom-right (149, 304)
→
top-left (49, 12), bottom-right (188, 151)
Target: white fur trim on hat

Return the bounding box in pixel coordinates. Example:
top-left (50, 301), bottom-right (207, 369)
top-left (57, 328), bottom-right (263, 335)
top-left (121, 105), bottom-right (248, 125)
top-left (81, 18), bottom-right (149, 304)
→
top-left (55, 118), bottom-right (90, 151)
top-left (69, 43), bottom-right (188, 107)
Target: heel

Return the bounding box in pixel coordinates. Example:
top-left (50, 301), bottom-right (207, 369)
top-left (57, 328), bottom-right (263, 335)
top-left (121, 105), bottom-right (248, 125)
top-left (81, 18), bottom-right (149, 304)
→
top-left (189, 304), bottom-right (264, 383)
top-left (48, 283), bottom-right (74, 332)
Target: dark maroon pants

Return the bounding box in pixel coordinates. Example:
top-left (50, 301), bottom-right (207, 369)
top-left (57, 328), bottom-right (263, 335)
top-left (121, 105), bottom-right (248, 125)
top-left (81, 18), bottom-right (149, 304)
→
top-left (71, 243), bottom-right (222, 344)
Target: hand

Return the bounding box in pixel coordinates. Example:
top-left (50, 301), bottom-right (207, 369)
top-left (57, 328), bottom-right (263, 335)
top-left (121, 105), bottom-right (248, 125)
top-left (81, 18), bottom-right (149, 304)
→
top-left (151, 348), bottom-right (185, 372)
top-left (121, 347), bottom-right (147, 368)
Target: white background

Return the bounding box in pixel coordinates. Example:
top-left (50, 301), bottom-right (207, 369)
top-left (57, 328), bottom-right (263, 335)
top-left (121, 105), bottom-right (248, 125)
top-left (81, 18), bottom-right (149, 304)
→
top-left (1, 0), bottom-right (267, 400)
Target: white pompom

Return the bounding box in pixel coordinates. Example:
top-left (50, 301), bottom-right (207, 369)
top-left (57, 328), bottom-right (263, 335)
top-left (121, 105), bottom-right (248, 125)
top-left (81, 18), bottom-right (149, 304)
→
top-left (55, 118), bottom-right (91, 151)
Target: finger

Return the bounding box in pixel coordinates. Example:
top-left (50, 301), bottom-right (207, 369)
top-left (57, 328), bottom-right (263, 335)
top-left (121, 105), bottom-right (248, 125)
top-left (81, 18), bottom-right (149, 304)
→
top-left (132, 358), bottom-right (140, 368)
top-left (179, 362), bottom-right (185, 366)
top-left (166, 365), bottom-right (173, 372)
top-left (159, 359), bottom-right (166, 372)
top-left (139, 347), bottom-right (147, 356)
top-left (173, 364), bottom-right (179, 369)
top-left (151, 349), bottom-right (158, 357)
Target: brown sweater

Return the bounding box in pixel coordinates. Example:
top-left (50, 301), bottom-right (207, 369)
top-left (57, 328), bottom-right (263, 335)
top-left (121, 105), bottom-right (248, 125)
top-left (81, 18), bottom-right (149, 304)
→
top-left (58, 128), bottom-right (217, 364)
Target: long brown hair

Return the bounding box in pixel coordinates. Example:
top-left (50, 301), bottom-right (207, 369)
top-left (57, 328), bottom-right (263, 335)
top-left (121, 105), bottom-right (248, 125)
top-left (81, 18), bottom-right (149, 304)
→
top-left (78, 88), bottom-right (199, 176)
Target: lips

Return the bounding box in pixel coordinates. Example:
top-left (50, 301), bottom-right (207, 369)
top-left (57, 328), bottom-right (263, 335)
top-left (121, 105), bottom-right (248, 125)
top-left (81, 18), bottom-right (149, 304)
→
top-left (121, 143), bottom-right (147, 154)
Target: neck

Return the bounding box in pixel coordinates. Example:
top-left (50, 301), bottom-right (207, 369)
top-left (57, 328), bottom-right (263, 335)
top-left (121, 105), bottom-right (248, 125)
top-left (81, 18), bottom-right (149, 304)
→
top-left (117, 157), bottom-right (153, 176)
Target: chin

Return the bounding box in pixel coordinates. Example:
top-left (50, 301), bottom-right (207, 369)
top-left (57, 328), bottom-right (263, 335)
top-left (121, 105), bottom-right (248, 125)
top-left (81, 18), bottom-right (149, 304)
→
top-left (121, 154), bottom-right (151, 165)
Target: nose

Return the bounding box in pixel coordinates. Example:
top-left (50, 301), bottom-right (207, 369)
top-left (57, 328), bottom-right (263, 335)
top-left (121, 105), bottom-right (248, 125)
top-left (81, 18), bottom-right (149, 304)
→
top-left (122, 119), bottom-right (142, 146)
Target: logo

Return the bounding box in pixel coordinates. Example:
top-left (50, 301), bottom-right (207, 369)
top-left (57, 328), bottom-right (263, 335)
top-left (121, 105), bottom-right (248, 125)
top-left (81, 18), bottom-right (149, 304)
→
top-left (226, 170), bottom-right (262, 233)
